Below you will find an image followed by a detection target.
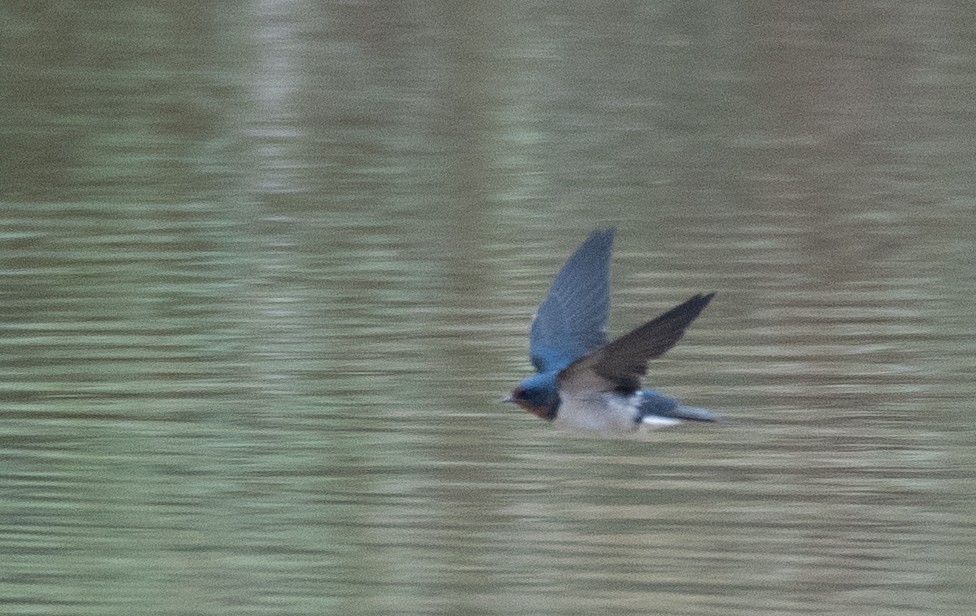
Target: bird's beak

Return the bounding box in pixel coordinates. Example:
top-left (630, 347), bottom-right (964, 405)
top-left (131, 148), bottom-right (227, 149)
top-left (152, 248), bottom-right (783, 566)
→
top-left (501, 394), bottom-right (515, 404)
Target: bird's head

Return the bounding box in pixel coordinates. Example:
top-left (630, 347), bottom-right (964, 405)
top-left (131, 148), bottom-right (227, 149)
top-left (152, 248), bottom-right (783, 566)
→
top-left (504, 372), bottom-right (560, 420)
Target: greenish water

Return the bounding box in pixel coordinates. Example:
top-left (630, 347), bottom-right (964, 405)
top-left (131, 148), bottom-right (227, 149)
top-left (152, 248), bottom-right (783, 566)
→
top-left (2, 3), bottom-right (974, 615)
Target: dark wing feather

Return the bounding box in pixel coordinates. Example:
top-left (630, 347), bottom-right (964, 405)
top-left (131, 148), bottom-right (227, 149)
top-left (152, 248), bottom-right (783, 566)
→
top-left (558, 293), bottom-right (714, 394)
top-left (529, 228), bottom-right (614, 372)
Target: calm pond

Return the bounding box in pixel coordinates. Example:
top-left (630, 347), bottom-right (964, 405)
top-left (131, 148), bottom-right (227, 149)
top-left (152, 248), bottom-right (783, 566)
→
top-left (1, 3), bottom-right (974, 615)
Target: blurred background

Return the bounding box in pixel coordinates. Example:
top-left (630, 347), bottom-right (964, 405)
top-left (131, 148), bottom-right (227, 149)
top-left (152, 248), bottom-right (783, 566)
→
top-left (1, 2), bottom-right (974, 615)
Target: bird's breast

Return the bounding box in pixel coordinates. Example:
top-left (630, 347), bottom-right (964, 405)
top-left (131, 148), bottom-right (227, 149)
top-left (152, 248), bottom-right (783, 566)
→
top-left (554, 391), bottom-right (640, 433)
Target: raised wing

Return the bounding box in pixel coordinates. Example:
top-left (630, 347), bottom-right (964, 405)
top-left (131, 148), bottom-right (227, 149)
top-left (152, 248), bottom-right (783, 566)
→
top-left (557, 293), bottom-right (714, 394)
top-left (529, 228), bottom-right (614, 373)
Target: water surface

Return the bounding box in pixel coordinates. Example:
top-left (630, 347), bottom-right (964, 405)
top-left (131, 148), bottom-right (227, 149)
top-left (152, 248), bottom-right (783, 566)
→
top-left (1, 3), bottom-right (974, 615)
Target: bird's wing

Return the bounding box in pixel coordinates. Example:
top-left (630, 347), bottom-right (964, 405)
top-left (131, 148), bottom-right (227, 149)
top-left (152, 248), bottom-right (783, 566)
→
top-left (557, 293), bottom-right (714, 394)
top-left (529, 228), bottom-right (614, 373)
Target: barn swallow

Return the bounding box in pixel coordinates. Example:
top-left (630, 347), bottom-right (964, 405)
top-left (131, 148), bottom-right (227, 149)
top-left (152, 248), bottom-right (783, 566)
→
top-left (505, 228), bottom-right (719, 433)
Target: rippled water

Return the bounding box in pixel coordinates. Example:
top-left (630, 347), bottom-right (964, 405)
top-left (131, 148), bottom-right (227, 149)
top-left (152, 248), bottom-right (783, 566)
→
top-left (2, 3), bottom-right (975, 615)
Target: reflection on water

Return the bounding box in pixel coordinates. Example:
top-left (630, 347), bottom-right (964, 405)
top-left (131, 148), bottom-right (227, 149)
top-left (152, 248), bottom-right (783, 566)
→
top-left (2, 2), bottom-right (975, 616)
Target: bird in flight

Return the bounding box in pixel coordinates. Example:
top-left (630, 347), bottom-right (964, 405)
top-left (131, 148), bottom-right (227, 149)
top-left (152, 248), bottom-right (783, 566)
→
top-left (505, 228), bottom-right (720, 433)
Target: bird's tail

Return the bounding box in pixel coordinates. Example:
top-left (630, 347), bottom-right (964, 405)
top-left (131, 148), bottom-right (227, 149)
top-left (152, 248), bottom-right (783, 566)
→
top-left (636, 392), bottom-right (724, 426)
top-left (656, 404), bottom-right (721, 423)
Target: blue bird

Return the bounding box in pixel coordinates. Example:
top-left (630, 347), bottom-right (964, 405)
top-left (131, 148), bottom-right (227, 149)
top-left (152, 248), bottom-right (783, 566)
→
top-left (505, 228), bottom-right (720, 433)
